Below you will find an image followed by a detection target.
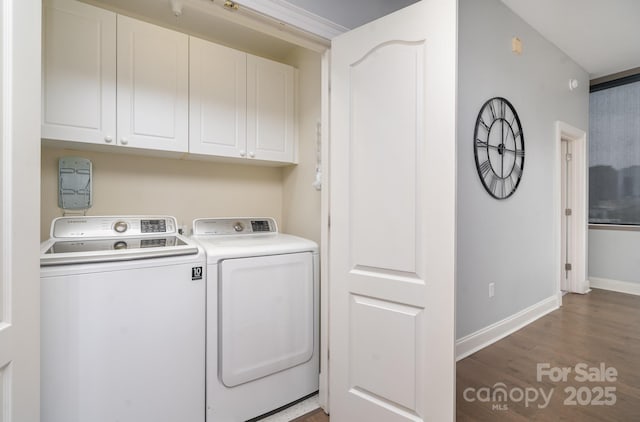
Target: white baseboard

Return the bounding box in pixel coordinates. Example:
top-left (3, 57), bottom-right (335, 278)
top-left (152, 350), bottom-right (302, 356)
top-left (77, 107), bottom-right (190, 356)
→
top-left (456, 295), bottom-right (560, 361)
top-left (589, 277), bottom-right (640, 296)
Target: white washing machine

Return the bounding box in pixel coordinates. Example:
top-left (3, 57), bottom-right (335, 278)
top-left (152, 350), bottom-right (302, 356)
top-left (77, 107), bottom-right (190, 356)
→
top-left (191, 217), bottom-right (319, 422)
top-left (40, 216), bottom-right (206, 422)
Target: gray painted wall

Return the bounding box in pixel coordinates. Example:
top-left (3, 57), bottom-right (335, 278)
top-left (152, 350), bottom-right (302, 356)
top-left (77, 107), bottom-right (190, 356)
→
top-left (457, 0), bottom-right (589, 338)
top-left (284, 0), bottom-right (418, 29)
top-left (589, 229), bottom-right (640, 283)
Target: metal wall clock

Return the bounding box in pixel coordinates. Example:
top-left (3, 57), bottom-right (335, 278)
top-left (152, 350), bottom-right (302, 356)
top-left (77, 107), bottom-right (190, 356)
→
top-left (473, 97), bottom-right (525, 199)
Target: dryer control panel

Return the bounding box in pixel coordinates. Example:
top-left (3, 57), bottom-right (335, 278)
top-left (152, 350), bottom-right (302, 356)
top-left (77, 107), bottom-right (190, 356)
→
top-left (192, 218), bottom-right (277, 236)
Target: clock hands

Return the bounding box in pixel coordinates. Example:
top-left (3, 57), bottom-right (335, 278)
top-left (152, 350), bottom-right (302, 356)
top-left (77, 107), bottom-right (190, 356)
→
top-left (501, 119), bottom-right (505, 179)
top-left (476, 141), bottom-right (518, 155)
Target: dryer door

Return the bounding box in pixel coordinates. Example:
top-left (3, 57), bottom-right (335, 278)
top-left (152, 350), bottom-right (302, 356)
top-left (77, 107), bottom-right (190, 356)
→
top-left (219, 252), bottom-right (314, 387)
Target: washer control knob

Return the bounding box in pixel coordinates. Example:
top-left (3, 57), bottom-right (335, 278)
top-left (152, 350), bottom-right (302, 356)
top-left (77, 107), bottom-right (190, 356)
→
top-left (113, 241), bottom-right (128, 250)
top-left (113, 221), bottom-right (128, 233)
top-left (233, 222), bottom-right (244, 232)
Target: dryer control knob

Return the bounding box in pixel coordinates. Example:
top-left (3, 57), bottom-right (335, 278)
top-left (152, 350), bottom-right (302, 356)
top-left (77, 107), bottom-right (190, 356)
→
top-left (233, 222), bottom-right (244, 232)
top-left (114, 221), bottom-right (128, 233)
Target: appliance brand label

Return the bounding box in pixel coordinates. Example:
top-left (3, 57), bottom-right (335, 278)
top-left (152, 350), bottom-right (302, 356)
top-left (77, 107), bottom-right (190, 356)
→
top-left (191, 266), bottom-right (203, 280)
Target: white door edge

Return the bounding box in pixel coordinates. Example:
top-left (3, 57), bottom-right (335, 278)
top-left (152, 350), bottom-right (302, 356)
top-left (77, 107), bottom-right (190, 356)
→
top-left (318, 48), bottom-right (330, 412)
top-left (0, 1), bottom-right (42, 421)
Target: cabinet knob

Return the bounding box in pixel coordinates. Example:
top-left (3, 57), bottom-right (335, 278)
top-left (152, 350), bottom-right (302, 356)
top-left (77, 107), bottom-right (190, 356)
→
top-left (248, 151), bottom-right (255, 158)
top-left (120, 138), bottom-right (129, 145)
top-left (239, 150), bottom-right (246, 157)
top-left (105, 136), bottom-right (113, 143)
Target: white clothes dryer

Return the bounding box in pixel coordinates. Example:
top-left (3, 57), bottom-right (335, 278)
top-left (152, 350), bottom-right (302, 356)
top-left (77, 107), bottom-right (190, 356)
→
top-left (191, 217), bottom-right (319, 422)
top-left (40, 216), bottom-right (206, 422)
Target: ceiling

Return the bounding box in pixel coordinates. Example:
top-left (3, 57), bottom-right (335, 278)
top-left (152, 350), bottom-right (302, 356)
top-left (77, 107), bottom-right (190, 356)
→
top-left (284, 0), bottom-right (419, 29)
top-left (500, 0), bottom-right (640, 79)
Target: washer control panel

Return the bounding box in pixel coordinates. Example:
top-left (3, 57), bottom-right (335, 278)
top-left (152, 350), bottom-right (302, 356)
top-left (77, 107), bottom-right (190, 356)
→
top-left (51, 216), bottom-right (177, 238)
top-left (193, 218), bottom-right (277, 236)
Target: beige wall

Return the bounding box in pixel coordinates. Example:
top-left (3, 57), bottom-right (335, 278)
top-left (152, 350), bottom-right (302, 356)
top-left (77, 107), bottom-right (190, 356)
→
top-left (282, 47), bottom-right (322, 245)
top-left (41, 147), bottom-right (284, 240)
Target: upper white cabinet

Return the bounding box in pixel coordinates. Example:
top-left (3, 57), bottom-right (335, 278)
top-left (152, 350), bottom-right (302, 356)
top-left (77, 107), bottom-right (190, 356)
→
top-left (43, 0), bottom-right (295, 163)
top-left (190, 38), bottom-right (296, 163)
top-left (117, 16), bottom-right (189, 153)
top-left (42, 0), bottom-right (116, 145)
top-left (189, 37), bottom-right (247, 157)
top-left (247, 55), bottom-right (295, 163)
top-left (43, 0), bottom-right (188, 153)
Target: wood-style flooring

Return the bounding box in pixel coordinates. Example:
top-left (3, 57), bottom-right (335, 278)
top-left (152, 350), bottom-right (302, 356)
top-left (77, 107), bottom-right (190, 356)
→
top-left (457, 288), bottom-right (640, 421)
top-left (290, 408), bottom-right (328, 422)
top-left (293, 288), bottom-right (640, 422)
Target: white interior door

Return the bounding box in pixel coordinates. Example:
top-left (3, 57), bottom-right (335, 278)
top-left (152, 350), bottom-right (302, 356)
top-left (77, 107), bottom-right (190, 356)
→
top-left (0, 0), bottom-right (42, 421)
top-left (561, 139), bottom-right (573, 291)
top-left (329, 1), bottom-right (457, 421)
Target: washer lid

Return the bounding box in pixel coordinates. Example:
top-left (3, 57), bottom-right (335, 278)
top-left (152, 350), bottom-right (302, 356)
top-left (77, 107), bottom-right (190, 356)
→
top-left (41, 216), bottom-right (199, 266)
top-left (51, 215), bottom-right (180, 238)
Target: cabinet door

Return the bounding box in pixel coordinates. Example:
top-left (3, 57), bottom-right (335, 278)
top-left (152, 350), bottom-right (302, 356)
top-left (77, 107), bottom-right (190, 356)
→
top-left (42, 0), bottom-right (116, 145)
top-left (189, 37), bottom-right (247, 158)
top-left (117, 15), bottom-right (188, 152)
top-left (247, 55), bottom-right (295, 163)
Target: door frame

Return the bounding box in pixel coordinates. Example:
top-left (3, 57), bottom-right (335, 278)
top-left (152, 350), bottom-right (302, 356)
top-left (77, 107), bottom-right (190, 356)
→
top-left (554, 121), bottom-right (589, 296)
top-left (318, 48), bottom-right (330, 412)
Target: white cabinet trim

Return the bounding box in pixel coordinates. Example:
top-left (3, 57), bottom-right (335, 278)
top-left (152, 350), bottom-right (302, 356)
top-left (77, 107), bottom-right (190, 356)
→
top-left (236, 0), bottom-right (348, 40)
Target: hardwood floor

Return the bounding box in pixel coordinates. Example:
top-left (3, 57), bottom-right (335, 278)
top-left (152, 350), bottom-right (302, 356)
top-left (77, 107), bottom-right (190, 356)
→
top-left (290, 408), bottom-right (328, 422)
top-left (457, 288), bottom-right (640, 421)
top-left (293, 289), bottom-right (640, 421)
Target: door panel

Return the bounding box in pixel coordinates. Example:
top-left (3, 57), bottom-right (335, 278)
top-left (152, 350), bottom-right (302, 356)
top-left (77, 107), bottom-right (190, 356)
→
top-left (246, 55), bottom-right (295, 162)
top-left (329, 1), bottom-right (457, 420)
top-left (350, 295), bottom-right (421, 411)
top-left (40, 264), bottom-right (205, 422)
top-left (349, 41), bottom-right (423, 275)
top-left (42, 0), bottom-right (116, 144)
top-left (117, 15), bottom-right (188, 152)
top-left (189, 37), bottom-right (247, 157)
top-left (219, 253), bottom-right (314, 387)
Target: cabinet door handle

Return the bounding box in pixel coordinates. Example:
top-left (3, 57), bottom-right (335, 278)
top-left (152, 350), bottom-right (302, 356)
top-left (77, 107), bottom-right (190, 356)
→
top-left (105, 136), bottom-right (113, 143)
top-left (120, 138), bottom-right (129, 145)
top-left (248, 151), bottom-right (255, 158)
top-left (239, 150), bottom-right (246, 157)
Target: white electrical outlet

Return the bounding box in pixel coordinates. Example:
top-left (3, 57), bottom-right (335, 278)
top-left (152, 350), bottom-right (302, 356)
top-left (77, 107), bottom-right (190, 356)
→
top-left (489, 282), bottom-right (495, 298)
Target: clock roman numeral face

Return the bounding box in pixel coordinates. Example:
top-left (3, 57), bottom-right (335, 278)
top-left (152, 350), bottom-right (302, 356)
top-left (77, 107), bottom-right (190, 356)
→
top-left (473, 97), bottom-right (525, 200)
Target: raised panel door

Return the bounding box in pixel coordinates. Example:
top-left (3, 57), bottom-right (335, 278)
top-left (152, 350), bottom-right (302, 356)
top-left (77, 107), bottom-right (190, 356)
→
top-left (117, 15), bottom-right (188, 152)
top-left (42, 0), bottom-right (116, 145)
top-left (329, 1), bottom-right (457, 420)
top-left (189, 37), bottom-right (247, 158)
top-left (247, 55), bottom-right (295, 163)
